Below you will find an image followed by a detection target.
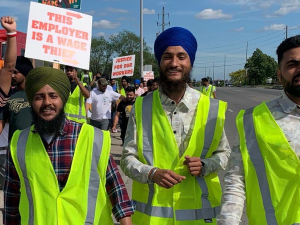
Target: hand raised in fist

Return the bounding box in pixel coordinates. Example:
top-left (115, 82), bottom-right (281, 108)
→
top-left (1, 16), bottom-right (16, 33)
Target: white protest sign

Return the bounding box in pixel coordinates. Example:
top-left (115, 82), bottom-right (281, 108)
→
top-left (111, 55), bottom-right (135, 78)
top-left (25, 2), bottom-right (92, 70)
top-left (143, 71), bottom-right (154, 81)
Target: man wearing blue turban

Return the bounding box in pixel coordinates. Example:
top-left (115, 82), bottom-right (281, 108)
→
top-left (121, 27), bottom-right (230, 224)
top-left (133, 79), bottom-right (144, 96)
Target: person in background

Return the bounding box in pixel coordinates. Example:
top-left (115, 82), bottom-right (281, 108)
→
top-left (152, 77), bottom-right (159, 91)
top-left (139, 82), bottom-right (144, 91)
top-left (110, 78), bottom-right (117, 92)
top-left (64, 65), bottom-right (90, 123)
top-left (4, 67), bottom-right (134, 225)
top-left (141, 79), bottom-right (154, 97)
top-left (112, 86), bottom-right (136, 144)
top-left (119, 76), bottom-right (130, 96)
top-left (121, 27), bottom-right (230, 224)
top-left (90, 71), bottom-right (101, 89)
top-left (81, 69), bottom-right (93, 84)
top-left (200, 77), bottom-right (216, 99)
top-left (133, 79), bottom-right (144, 96)
top-left (143, 80), bottom-right (148, 92)
top-left (86, 78), bottom-right (125, 131)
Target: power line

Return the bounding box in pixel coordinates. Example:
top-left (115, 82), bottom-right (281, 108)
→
top-left (198, 29), bottom-right (285, 51)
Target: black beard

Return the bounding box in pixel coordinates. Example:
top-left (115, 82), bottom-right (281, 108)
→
top-left (281, 73), bottom-right (300, 98)
top-left (159, 69), bottom-right (191, 95)
top-left (32, 109), bottom-right (65, 136)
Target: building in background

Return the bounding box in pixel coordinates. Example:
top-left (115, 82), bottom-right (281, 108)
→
top-left (0, 30), bottom-right (26, 69)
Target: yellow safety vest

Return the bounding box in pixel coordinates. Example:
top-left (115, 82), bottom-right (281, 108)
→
top-left (119, 87), bottom-right (126, 96)
top-left (10, 124), bottom-right (114, 225)
top-left (65, 83), bottom-right (87, 123)
top-left (133, 90), bottom-right (227, 225)
top-left (236, 102), bottom-right (300, 225)
top-left (81, 71), bottom-right (93, 83)
top-left (200, 85), bottom-right (215, 98)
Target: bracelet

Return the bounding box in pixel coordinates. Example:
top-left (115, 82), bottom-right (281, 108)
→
top-left (7, 32), bottom-right (17, 37)
top-left (149, 167), bottom-right (158, 182)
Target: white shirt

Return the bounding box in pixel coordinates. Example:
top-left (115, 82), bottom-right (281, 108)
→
top-left (86, 89), bottom-right (120, 120)
top-left (121, 85), bottom-right (231, 183)
top-left (217, 91), bottom-right (300, 224)
top-left (92, 85), bottom-right (113, 91)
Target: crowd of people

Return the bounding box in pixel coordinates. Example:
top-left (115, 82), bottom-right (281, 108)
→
top-left (0, 14), bottom-right (300, 225)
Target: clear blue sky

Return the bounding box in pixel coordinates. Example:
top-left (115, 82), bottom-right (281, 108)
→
top-left (1, 0), bottom-right (299, 81)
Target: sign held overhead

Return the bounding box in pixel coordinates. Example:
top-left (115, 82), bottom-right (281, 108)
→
top-left (111, 55), bottom-right (135, 78)
top-left (25, 2), bottom-right (92, 70)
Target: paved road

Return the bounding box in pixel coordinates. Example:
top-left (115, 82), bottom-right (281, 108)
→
top-left (0, 87), bottom-right (282, 225)
top-left (215, 86), bottom-right (281, 146)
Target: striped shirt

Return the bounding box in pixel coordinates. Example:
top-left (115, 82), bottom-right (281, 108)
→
top-left (4, 119), bottom-right (134, 224)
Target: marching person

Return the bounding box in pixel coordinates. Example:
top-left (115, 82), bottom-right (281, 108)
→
top-left (4, 67), bottom-right (134, 225)
top-left (112, 86), bottom-right (136, 144)
top-left (200, 78), bottom-right (216, 99)
top-left (86, 78), bottom-right (125, 130)
top-left (121, 27), bottom-right (230, 224)
top-left (133, 79), bottom-right (144, 96)
top-left (64, 65), bottom-right (90, 123)
top-left (218, 35), bottom-right (300, 224)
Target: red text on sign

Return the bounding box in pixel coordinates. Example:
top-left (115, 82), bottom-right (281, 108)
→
top-left (32, 31), bottom-right (43, 41)
top-left (31, 20), bottom-right (88, 40)
top-left (57, 37), bottom-right (87, 51)
top-left (42, 45), bottom-right (75, 59)
top-left (47, 12), bottom-right (73, 25)
top-left (112, 69), bottom-right (133, 76)
top-left (116, 56), bottom-right (132, 63)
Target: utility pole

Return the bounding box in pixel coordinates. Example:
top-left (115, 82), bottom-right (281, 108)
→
top-left (213, 62), bottom-right (214, 85)
top-left (157, 7), bottom-right (170, 34)
top-left (224, 54), bottom-right (226, 87)
top-left (205, 67), bottom-right (206, 77)
top-left (286, 26), bottom-right (288, 39)
top-left (140, 0), bottom-right (143, 78)
top-left (245, 41), bottom-right (248, 85)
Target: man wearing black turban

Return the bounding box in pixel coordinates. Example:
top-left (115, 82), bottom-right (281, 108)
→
top-left (4, 67), bottom-right (134, 224)
top-left (121, 27), bottom-right (231, 224)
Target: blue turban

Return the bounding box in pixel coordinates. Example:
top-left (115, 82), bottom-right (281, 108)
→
top-left (154, 27), bottom-right (198, 66)
top-left (134, 79), bottom-right (141, 85)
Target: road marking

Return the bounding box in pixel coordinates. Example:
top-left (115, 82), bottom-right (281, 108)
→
top-left (228, 109), bottom-right (233, 112)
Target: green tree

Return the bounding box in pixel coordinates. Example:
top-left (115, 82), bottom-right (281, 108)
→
top-left (90, 36), bottom-right (114, 75)
top-left (90, 31), bottom-right (159, 81)
top-left (245, 48), bottom-right (278, 85)
top-left (229, 69), bottom-right (246, 85)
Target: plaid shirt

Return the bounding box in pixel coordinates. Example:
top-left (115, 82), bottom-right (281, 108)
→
top-left (4, 119), bottom-right (134, 224)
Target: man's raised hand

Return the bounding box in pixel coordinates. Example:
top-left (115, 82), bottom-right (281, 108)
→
top-left (1, 16), bottom-right (16, 33)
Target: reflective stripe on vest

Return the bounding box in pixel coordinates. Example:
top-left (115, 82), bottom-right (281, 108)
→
top-left (243, 108), bottom-right (277, 224)
top-left (15, 126), bottom-right (110, 224)
top-left (238, 103), bottom-right (300, 225)
top-left (135, 91), bottom-right (221, 220)
top-left (17, 129), bottom-right (34, 224)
